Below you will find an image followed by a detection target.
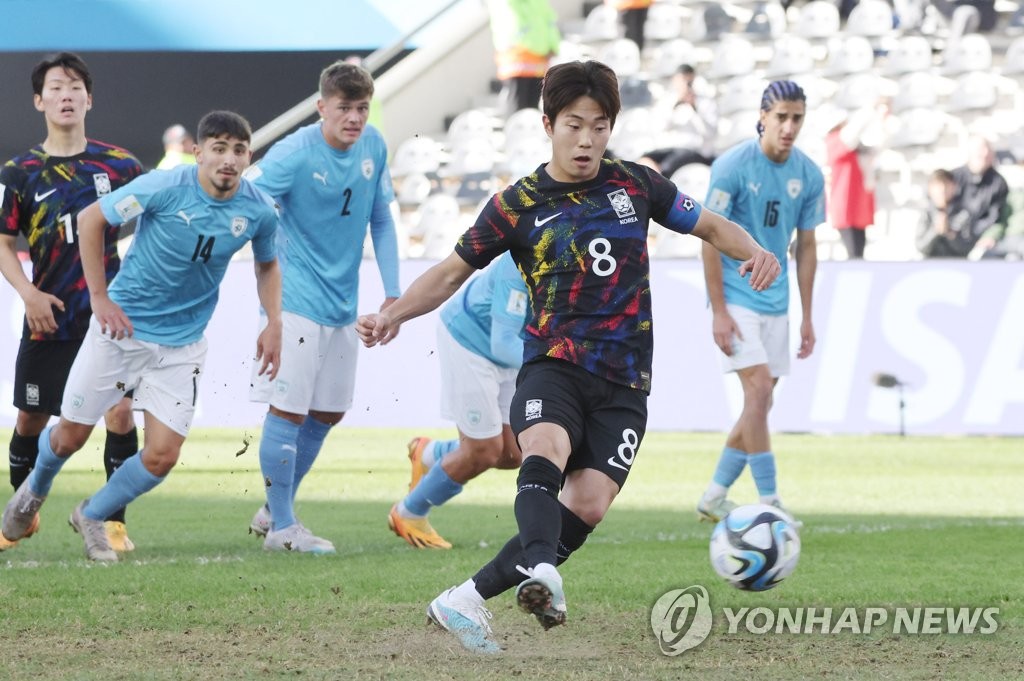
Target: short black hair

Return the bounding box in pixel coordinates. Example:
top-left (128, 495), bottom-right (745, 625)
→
top-left (32, 52), bottom-right (92, 96)
top-left (196, 110), bottom-right (252, 144)
top-left (541, 60), bottom-right (621, 128)
top-left (930, 168), bottom-right (955, 184)
top-left (677, 64), bottom-right (696, 77)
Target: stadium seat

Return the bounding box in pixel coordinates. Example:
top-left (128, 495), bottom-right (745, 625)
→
top-left (647, 38), bottom-right (699, 78)
top-left (643, 2), bottom-right (685, 43)
top-left (793, 1), bottom-right (841, 40)
top-left (502, 107), bottom-right (545, 148)
top-left (391, 135), bottom-right (443, 177)
top-left (444, 137), bottom-right (497, 177)
top-left (502, 135), bottom-right (548, 180)
top-left (744, 2), bottom-right (787, 41)
top-left (887, 107), bottom-right (949, 148)
top-left (716, 74), bottom-right (768, 116)
top-left (845, 0), bottom-right (894, 38)
top-left (396, 172), bottom-right (434, 208)
top-left (891, 72), bottom-right (943, 113)
top-left (715, 110), bottom-right (759, 153)
top-left (1003, 37), bottom-right (1024, 76)
top-left (411, 194), bottom-right (464, 259)
top-left (445, 109), bottom-right (497, 150)
top-left (583, 4), bottom-right (620, 42)
top-left (881, 35), bottom-right (934, 77)
top-left (765, 36), bottom-right (815, 78)
top-left (940, 34), bottom-right (992, 76)
top-left (831, 72), bottom-right (895, 110)
top-left (669, 162), bottom-right (711, 203)
top-left (705, 36), bottom-right (757, 79)
top-left (944, 72), bottom-right (999, 113)
top-left (609, 107), bottom-right (660, 162)
top-left (820, 35), bottom-right (875, 76)
top-left (599, 38), bottom-right (642, 78)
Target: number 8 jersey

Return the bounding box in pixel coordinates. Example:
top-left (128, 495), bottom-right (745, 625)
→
top-left (455, 158), bottom-right (701, 394)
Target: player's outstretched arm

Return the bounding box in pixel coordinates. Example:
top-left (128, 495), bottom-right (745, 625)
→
top-left (77, 202), bottom-right (133, 339)
top-left (691, 210), bottom-right (780, 291)
top-left (0, 234), bottom-right (64, 335)
top-left (254, 258), bottom-right (282, 379)
top-left (356, 251), bottom-right (476, 348)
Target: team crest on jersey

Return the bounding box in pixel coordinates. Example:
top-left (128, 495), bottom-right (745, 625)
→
top-left (26, 384), bottom-right (40, 407)
top-left (525, 399), bottom-right (543, 421)
top-left (93, 173), bottom-right (112, 196)
top-left (230, 216), bottom-right (248, 237)
top-left (607, 188), bottom-right (636, 220)
top-left (362, 158), bottom-right (374, 180)
top-left (787, 179), bottom-right (803, 199)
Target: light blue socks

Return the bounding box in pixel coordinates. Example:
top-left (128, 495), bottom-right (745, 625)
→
top-left (748, 451), bottom-right (777, 498)
top-left (84, 454), bottom-right (160, 520)
top-left (403, 462), bottom-right (463, 517)
top-left (260, 413), bottom-right (300, 530)
top-left (293, 416), bottom-right (332, 501)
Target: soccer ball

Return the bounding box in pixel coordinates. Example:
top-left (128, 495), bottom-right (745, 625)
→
top-left (709, 503), bottom-right (801, 591)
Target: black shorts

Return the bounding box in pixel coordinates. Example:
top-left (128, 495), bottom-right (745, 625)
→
top-left (13, 338), bottom-right (83, 415)
top-left (509, 358), bottom-right (648, 489)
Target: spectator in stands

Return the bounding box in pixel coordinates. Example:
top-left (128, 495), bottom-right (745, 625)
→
top-left (972, 157), bottom-right (1024, 260)
top-left (607, 0), bottom-right (653, 51)
top-left (956, 134), bottom-right (1008, 236)
top-left (486, 0), bottom-right (561, 118)
top-left (824, 100), bottom-right (889, 259)
top-left (918, 168), bottom-right (975, 257)
top-left (638, 64), bottom-right (717, 178)
top-left (155, 123), bottom-right (196, 170)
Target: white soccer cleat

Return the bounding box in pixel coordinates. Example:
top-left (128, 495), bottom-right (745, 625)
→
top-left (2, 478), bottom-right (47, 541)
top-left (263, 523), bottom-right (336, 554)
top-left (697, 495), bottom-right (737, 523)
top-left (427, 587), bottom-right (501, 654)
top-left (249, 504), bottom-right (271, 537)
top-left (515, 562), bottom-right (567, 630)
top-left (69, 500), bottom-right (119, 563)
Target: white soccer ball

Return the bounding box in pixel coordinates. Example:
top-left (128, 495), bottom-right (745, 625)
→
top-left (709, 503), bottom-right (801, 591)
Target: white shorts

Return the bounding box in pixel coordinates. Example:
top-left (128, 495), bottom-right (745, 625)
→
top-left (62, 317), bottom-right (208, 437)
top-left (249, 310), bottom-right (358, 414)
top-left (437, 323), bottom-right (518, 439)
top-left (718, 303), bottom-right (790, 378)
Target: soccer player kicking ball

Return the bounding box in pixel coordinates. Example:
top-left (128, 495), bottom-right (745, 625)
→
top-left (0, 111), bottom-right (282, 562)
top-left (696, 81), bottom-right (824, 528)
top-left (390, 252), bottom-right (528, 549)
top-left (356, 60), bottom-right (780, 653)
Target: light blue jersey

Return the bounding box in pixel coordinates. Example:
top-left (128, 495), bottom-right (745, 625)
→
top-left (99, 164), bottom-right (277, 345)
top-left (705, 138), bottom-right (825, 315)
top-left (440, 252), bottom-right (528, 369)
top-left (247, 122), bottom-right (399, 326)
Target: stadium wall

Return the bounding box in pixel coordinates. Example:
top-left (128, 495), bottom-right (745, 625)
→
top-left (2, 259), bottom-right (1021, 436)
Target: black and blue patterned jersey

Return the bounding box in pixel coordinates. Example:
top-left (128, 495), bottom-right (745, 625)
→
top-left (455, 157), bottom-right (702, 393)
top-left (0, 140), bottom-right (144, 340)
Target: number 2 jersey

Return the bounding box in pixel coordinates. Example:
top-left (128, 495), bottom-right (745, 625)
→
top-left (455, 158), bottom-right (702, 394)
top-left (97, 164), bottom-right (278, 346)
top-left (705, 138), bottom-right (825, 315)
top-left (0, 141), bottom-right (144, 340)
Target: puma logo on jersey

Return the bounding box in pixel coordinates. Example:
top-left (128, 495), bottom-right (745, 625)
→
top-left (177, 211), bottom-right (195, 226)
top-left (534, 212), bottom-right (562, 227)
top-left (748, 182), bottom-right (761, 196)
top-left (34, 188), bottom-right (57, 202)
top-left (313, 171), bottom-right (328, 185)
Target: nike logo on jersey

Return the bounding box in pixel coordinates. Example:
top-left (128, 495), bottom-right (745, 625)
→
top-left (534, 212), bottom-right (562, 227)
top-left (34, 188), bottom-right (57, 202)
top-left (313, 171), bottom-right (328, 185)
top-left (177, 211), bottom-right (195, 226)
